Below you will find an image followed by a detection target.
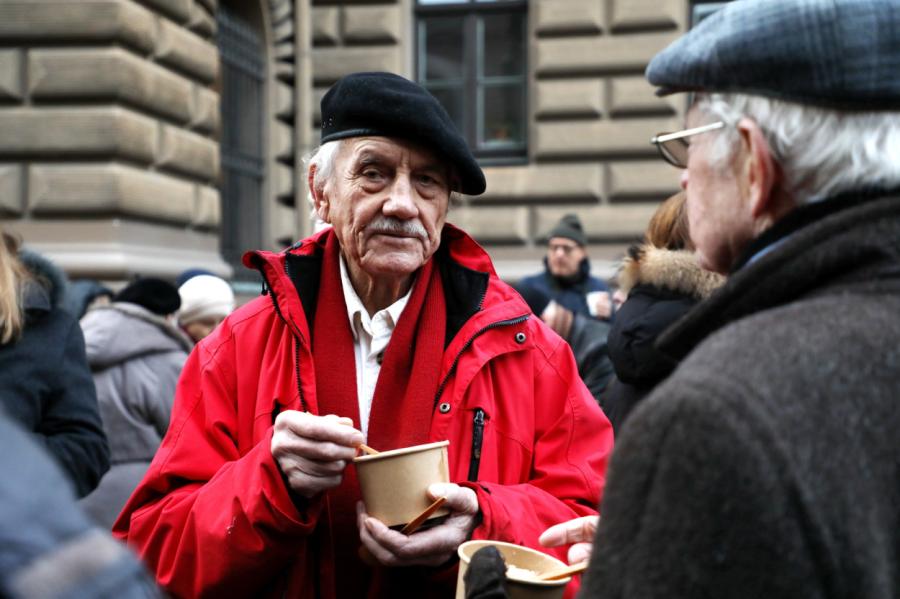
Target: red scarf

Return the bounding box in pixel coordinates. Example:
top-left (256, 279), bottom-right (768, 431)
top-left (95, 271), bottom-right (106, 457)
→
top-left (312, 232), bottom-right (446, 597)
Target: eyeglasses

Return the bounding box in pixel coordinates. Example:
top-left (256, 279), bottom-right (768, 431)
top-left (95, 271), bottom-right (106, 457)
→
top-left (650, 121), bottom-right (725, 169)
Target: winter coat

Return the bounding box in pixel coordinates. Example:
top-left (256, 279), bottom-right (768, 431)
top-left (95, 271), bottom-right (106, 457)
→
top-left (79, 303), bottom-right (192, 530)
top-left (601, 246), bottom-right (723, 433)
top-left (567, 313), bottom-right (614, 403)
top-left (582, 191), bottom-right (900, 599)
top-left (114, 225), bottom-right (613, 599)
top-left (0, 408), bottom-right (162, 599)
top-left (519, 258), bottom-right (610, 318)
top-left (0, 250), bottom-right (109, 497)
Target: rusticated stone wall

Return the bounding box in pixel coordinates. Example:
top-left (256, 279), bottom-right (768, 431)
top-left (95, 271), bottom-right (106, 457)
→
top-left (458, 0), bottom-right (687, 280)
top-left (0, 0), bottom-right (228, 279)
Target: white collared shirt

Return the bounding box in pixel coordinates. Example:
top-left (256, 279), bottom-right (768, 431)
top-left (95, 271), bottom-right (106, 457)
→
top-left (340, 256), bottom-right (412, 440)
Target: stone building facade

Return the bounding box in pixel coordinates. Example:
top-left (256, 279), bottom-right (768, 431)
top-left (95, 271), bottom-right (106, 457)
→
top-left (0, 0), bottom-right (718, 286)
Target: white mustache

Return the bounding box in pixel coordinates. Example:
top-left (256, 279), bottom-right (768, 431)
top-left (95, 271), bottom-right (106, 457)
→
top-left (366, 217), bottom-right (427, 240)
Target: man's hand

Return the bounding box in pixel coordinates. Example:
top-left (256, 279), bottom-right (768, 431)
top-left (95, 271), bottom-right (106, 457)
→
top-left (357, 483), bottom-right (479, 567)
top-left (539, 515), bottom-right (599, 565)
top-left (588, 291), bottom-right (613, 320)
top-left (541, 301), bottom-right (574, 339)
top-left (271, 411), bottom-right (363, 498)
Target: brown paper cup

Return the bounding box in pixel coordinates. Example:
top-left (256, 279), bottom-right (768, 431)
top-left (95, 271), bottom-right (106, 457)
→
top-left (456, 540), bottom-right (571, 599)
top-left (354, 440), bottom-right (450, 528)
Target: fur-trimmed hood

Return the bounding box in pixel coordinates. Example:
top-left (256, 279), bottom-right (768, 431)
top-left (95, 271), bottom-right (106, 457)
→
top-left (617, 245), bottom-right (725, 299)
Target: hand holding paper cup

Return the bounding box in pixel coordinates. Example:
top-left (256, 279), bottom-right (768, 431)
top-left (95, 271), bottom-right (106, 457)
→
top-left (353, 440), bottom-right (451, 528)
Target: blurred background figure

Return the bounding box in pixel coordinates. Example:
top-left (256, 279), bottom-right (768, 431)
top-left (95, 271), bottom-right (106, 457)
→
top-left (0, 407), bottom-right (162, 599)
top-left (176, 271), bottom-right (235, 344)
top-left (62, 279), bottom-right (114, 320)
top-left (79, 278), bottom-right (192, 529)
top-left (0, 229), bottom-right (109, 497)
top-left (514, 284), bottom-right (614, 404)
top-left (519, 214), bottom-right (614, 321)
top-left (601, 192), bottom-right (723, 433)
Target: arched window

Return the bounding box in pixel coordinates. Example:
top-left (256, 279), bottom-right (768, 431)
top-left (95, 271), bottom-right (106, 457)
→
top-left (217, 2), bottom-right (266, 281)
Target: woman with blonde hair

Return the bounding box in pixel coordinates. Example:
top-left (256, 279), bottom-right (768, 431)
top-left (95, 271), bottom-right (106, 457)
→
top-left (0, 229), bottom-right (109, 497)
top-left (600, 192), bottom-right (725, 433)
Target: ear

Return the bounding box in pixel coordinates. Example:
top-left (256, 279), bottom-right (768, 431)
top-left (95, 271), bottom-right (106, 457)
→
top-left (307, 164), bottom-right (330, 223)
top-left (736, 118), bottom-right (779, 220)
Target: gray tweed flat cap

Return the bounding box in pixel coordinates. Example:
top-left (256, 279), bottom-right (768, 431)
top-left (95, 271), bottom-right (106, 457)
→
top-left (646, 0), bottom-right (900, 110)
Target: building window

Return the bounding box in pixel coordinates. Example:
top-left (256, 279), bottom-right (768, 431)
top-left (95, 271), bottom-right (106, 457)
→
top-left (217, 3), bottom-right (265, 281)
top-left (416, 0), bottom-right (527, 163)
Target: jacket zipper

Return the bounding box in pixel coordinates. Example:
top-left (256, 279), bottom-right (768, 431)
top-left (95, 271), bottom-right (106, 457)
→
top-left (432, 314), bottom-right (529, 410)
top-left (431, 313), bottom-right (529, 481)
top-left (467, 408), bottom-right (485, 481)
top-left (257, 258), bottom-right (308, 413)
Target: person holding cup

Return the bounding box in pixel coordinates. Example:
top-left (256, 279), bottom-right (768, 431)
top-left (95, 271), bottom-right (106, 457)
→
top-left (114, 72), bottom-right (613, 599)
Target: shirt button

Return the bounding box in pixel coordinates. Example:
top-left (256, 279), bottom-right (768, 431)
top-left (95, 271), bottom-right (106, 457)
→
top-left (515, 332), bottom-right (527, 344)
top-left (438, 402), bottom-right (451, 414)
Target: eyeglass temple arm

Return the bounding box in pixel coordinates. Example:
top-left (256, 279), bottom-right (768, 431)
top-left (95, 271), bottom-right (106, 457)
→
top-left (650, 121), bottom-right (725, 144)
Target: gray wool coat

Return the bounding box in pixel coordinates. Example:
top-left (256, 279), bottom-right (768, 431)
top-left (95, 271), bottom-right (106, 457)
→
top-left (581, 191), bottom-right (900, 599)
top-left (79, 303), bottom-right (192, 530)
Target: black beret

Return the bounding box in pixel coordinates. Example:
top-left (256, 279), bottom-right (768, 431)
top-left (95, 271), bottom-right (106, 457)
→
top-left (114, 278), bottom-right (181, 316)
top-left (320, 72), bottom-right (486, 195)
top-left (646, 0), bottom-right (900, 110)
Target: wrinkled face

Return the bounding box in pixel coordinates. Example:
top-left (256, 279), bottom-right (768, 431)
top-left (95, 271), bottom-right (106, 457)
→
top-left (547, 237), bottom-right (586, 278)
top-left (680, 106), bottom-right (755, 274)
top-left (183, 316), bottom-right (224, 343)
top-left (317, 137), bottom-right (451, 281)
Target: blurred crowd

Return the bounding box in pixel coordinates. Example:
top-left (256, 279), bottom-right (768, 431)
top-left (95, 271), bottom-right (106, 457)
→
top-left (1, 1), bottom-right (899, 598)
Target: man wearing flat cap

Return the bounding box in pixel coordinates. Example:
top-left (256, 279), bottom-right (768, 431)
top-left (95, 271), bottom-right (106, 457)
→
top-left (114, 71), bottom-right (612, 599)
top-left (537, 1), bottom-right (900, 598)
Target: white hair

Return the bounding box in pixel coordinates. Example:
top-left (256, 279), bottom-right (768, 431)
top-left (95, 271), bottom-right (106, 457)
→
top-left (695, 93), bottom-right (900, 204)
top-left (303, 139), bottom-right (344, 219)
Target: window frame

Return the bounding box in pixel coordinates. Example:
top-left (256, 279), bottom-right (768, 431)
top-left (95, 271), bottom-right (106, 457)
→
top-left (415, 0), bottom-right (528, 165)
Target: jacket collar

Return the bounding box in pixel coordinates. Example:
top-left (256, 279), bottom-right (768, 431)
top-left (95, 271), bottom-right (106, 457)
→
top-left (244, 224), bottom-right (529, 348)
top-left (658, 191), bottom-right (900, 361)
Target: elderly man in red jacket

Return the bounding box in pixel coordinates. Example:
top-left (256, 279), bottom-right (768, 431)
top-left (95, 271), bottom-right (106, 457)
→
top-left (114, 72), bottom-right (613, 599)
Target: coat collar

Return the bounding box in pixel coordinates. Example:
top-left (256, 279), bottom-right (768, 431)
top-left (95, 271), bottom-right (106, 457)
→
top-left (658, 191), bottom-right (900, 361)
top-left (618, 245), bottom-right (724, 299)
top-left (243, 224), bottom-right (530, 348)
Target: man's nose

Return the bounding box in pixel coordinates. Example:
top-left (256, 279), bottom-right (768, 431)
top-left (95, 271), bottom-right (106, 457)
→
top-left (680, 169), bottom-right (689, 190)
top-left (384, 174), bottom-right (418, 218)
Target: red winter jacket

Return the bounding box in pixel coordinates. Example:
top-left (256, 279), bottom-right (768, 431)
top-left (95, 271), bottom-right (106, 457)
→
top-left (113, 225), bottom-right (613, 599)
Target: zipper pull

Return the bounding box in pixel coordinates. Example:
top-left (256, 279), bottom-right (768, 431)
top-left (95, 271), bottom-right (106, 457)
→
top-left (468, 408), bottom-right (486, 481)
top-left (261, 278), bottom-right (269, 296)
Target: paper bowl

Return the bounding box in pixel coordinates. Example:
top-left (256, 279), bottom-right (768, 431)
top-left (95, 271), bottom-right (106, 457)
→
top-left (354, 440), bottom-right (450, 528)
top-left (456, 540), bottom-right (571, 599)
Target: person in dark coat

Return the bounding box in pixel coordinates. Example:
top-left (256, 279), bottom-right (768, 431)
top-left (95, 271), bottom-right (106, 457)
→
top-left (469, 2), bottom-right (900, 597)
top-left (0, 230), bottom-right (109, 497)
top-left (519, 214), bottom-right (613, 320)
top-left (0, 407), bottom-right (162, 599)
top-left (601, 193), bottom-right (723, 432)
top-left (514, 283), bottom-right (614, 404)
top-left (79, 278), bottom-right (192, 529)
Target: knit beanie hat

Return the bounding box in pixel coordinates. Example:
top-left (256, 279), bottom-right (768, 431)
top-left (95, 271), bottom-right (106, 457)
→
top-left (114, 278), bottom-right (181, 316)
top-left (548, 214), bottom-right (586, 246)
top-left (177, 275), bottom-right (235, 325)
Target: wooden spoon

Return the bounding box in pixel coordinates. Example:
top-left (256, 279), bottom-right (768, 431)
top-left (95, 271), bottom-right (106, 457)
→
top-left (536, 561), bottom-right (589, 581)
top-left (400, 496), bottom-right (447, 535)
top-left (358, 495), bottom-right (447, 566)
top-left (358, 443), bottom-right (379, 456)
